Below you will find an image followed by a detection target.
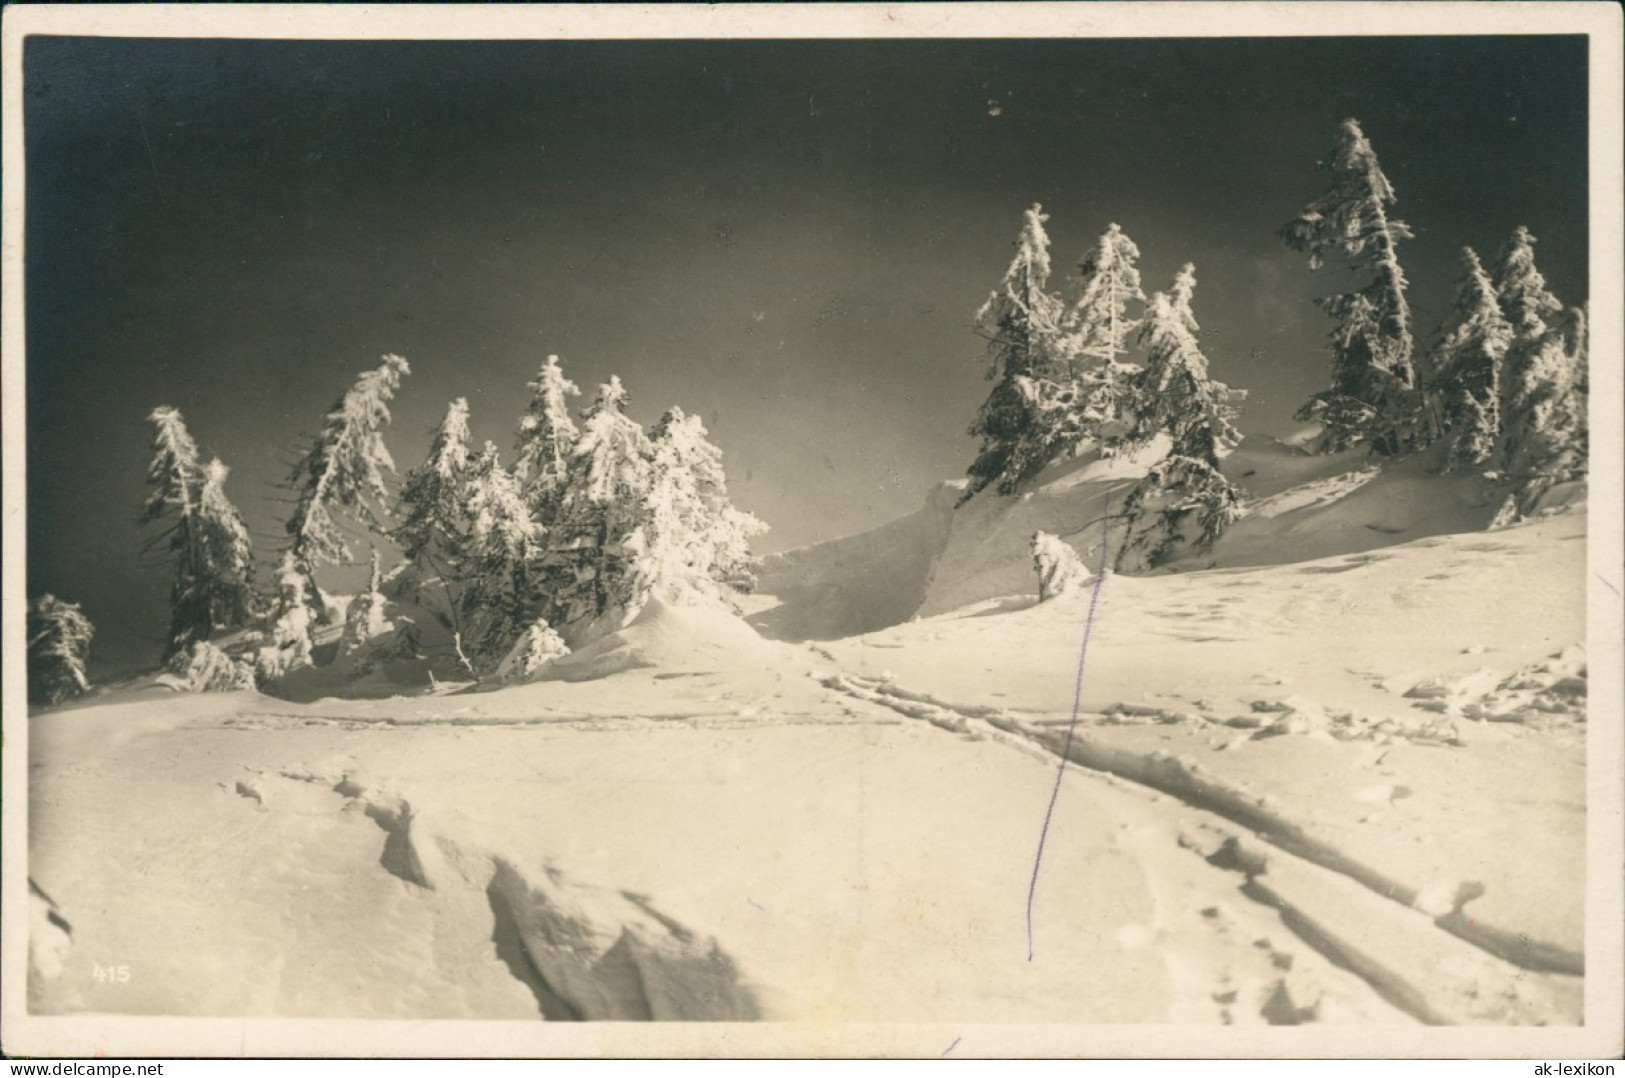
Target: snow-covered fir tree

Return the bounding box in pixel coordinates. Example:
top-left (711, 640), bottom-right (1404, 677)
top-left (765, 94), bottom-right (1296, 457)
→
top-left (284, 354), bottom-right (412, 573)
top-left (965, 204), bottom-right (1071, 497)
top-left (1491, 229), bottom-right (1587, 514)
top-left (1493, 226), bottom-right (1564, 340)
top-left (554, 376), bottom-right (657, 629)
top-left (643, 407), bottom-right (769, 602)
top-left (141, 408), bottom-right (254, 659)
top-left (1430, 248), bottom-right (1514, 470)
top-left (457, 443), bottom-right (546, 674)
top-left (143, 406), bottom-right (204, 523)
top-left (513, 354), bottom-right (582, 516)
top-left (28, 594), bottom-right (95, 706)
top-left (141, 405), bottom-right (207, 657)
top-left (394, 396), bottom-right (474, 624)
top-left (1062, 222), bottom-right (1148, 453)
top-left (1116, 265), bottom-right (1245, 574)
top-left (196, 459), bottom-right (256, 633)
top-left (1129, 264), bottom-right (1243, 464)
top-left (1500, 320), bottom-right (1587, 514)
top-left (270, 354), bottom-right (410, 672)
top-left (1281, 119), bottom-right (1420, 454)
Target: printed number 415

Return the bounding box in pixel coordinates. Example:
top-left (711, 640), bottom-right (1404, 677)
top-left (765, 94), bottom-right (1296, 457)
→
top-left (93, 964), bottom-right (131, 983)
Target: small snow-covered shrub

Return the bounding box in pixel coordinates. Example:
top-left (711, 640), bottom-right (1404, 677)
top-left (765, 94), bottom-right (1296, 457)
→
top-left (257, 552), bottom-right (315, 682)
top-left (1032, 531), bottom-right (1090, 601)
top-left (495, 619), bottom-right (570, 681)
top-left (28, 595), bottom-right (94, 706)
top-left (162, 640), bottom-right (256, 693)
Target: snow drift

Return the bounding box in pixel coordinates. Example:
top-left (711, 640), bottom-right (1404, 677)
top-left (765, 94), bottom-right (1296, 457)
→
top-left (750, 433), bottom-right (1572, 641)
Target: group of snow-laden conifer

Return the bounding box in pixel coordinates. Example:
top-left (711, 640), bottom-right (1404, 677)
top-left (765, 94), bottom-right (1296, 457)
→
top-left (969, 117), bottom-right (1588, 578)
top-left (25, 352), bottom-right (768, 703)
top-left (964, 202), bottom-right (1247, 574)
top-left (26, 117), bottom-right (1589, 707)
top-left (1281, 119), bottom-right (1588, 522)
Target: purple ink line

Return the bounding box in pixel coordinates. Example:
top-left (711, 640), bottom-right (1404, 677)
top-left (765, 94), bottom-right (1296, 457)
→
top-left (1026, 501), bottom-right (1111, 962)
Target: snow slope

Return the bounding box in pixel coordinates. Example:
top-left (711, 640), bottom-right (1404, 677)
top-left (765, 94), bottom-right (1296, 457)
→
top-left (18, 438), bottom-right (1605, 1048)
top-left (822, 509), bottom-right (1588, 981)
top-left (750, 436), bottom-right (1546, 642)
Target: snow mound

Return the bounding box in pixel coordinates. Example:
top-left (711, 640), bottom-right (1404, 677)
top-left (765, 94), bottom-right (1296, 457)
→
top-left (538, 597), bottom-right (773, 684)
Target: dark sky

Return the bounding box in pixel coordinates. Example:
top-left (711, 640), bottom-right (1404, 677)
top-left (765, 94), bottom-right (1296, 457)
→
top-left (23, 35), bottom-right (1588, 676)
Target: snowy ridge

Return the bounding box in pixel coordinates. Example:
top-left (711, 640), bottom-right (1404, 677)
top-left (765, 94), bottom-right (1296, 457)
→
top-left (752, 432), bottom-right (1537, 642)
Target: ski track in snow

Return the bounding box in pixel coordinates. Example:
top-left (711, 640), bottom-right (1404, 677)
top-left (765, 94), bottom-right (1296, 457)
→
top-left (819, 672), bottom-right (1583, 1025)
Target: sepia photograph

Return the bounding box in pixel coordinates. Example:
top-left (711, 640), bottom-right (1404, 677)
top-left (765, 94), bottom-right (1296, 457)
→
top-left (3, 3), bottom-right (1621, 1061)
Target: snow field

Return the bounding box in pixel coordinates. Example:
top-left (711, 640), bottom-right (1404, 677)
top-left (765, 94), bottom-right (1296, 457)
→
top-left (27, 433), bottom-right (1592, 1028)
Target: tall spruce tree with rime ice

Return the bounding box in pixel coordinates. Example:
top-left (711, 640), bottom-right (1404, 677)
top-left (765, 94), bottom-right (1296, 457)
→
top-left (265, 354), bottom-right (410, 677)
top-left (457, 443), bottom-right (545, 674)
top-left (284, 354), bottom-right (412, 575)
top-left (1429, 248), bottom-right (1513, 470)
top-left (513, 354), bottom-right (582, 517)
top-left (141, 406), bottom-right (207, 657)
top-left (1116, 265), bottom-right (1244, 574)
top-left (1281, 119), bottom-right (1420, 454)
top-left (195, 459), bottom-right (256, 631)
top-left (1492, 228), bottom-right (1587, 512)
top-left (1129, 264), bottom-right (1243, 464)
top-left (966, 204), bottom-right (1071, 498)
top-left (141, 408), bottom-right (255, 659)
top-left (1493, 226), bottom-right (1564, 341)
top-left (556, 376), bottom-right (656, 628)
top-left (643, 407), bottom-right (769, 602)
top-left (28, 594), bottom-right (95, 705)
top-left (395, 396), bottom-right (474, 625)
top-left (1063, 222), bottom-right (1147, 452)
